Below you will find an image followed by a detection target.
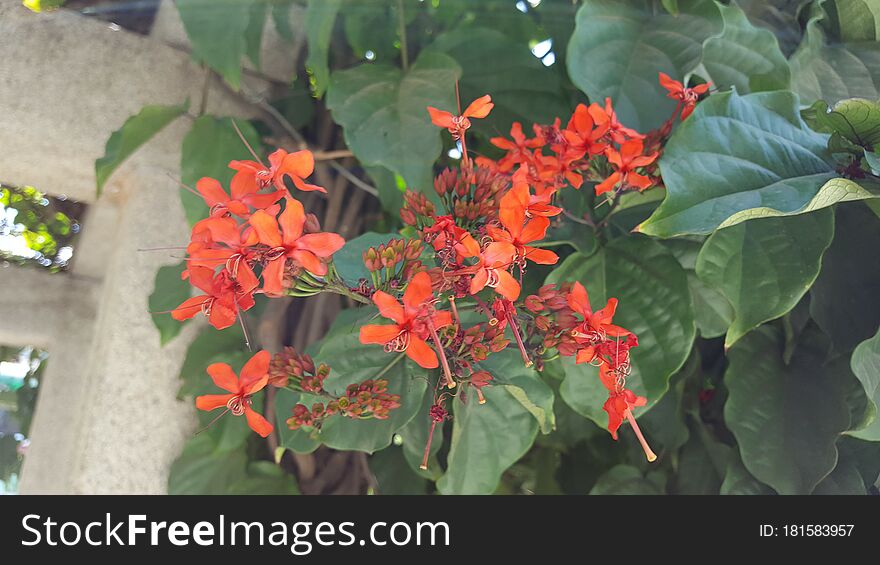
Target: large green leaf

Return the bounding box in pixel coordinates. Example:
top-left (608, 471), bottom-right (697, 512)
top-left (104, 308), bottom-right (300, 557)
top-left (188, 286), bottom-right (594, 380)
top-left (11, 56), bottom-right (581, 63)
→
top-left (176, 0), bottom-right (254, 88)
top-left (331, 231), bottom-right (398, 287)
top-left (810, 203), bottom-right (880, 353)
top-left (700, 2), bottom-right (791, 93)
top-left (480, 349), bottom-right (555, 434)
top-left (825, 0), bottom-right (880, 42)
top-left (663, 238), bottom-right (733, 338)
top-left (148, 261), bottom-right (190, 346)
top-left (696, 211), bottom-right (834, 348)
top-left (850, 328), bottom-right (880, 441)
top-left (566, 0), bottom-right (722, 132)
top-left (313, 332), bottom-right (428, 453)
top-left (549, 236), bottom-right (695, 425)
top-left (588, 464), bottom-right (666, 494)
top-left (790, 14), bottom-right (880, 105)
top-left (429, 26), bottom-right (569, 133)
top-left (369, 445), bottom-right (430, 495)
top-left (720, 449), bottom-right (776, 495)
top-left (327, 51), bottom-right (461, 192)
top-left (802, 97), bottom-right (880, 148)
top-left (305, 0), bottom-right (342, 97)
top-left (180, 116), bottom-right (264, 226)
top-left (437, 385), bottom-right (539, 494)
top-left (724, 325), bottom-right (852, 494)
top-left (637, 89), bottom-right (879, 237)
top-left (96, 103), bottom-right (188, 196)
top-left (398, 383), bottom-right (444, 479)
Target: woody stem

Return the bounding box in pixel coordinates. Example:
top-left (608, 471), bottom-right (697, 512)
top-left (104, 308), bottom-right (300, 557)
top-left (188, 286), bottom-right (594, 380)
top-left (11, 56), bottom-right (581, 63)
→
top-left (427, 318), bottom-right (456, 389)
top-left (420, 420), bottom-right (437, 470)
top-left (625, 410), bottom-right (657, 462)
top-left (506, 312), bottom-right (532, 367)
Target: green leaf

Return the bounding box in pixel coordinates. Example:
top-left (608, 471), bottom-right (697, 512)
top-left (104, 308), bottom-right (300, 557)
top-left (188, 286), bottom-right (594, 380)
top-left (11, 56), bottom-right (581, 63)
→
top-left (305, 0), bottom-right (342, 97)
top-left (95, 102), bottom-right (188, 196)
top-left (826, 0), bottom-right (880, 41)
top-left (331, 231), bottom-right (398, 287)
top-left (480, 349), bottom-right (555, 434)
top-left (168, 433), bottom-right (249, 495)
top-left (850, 327), bottom-right (880, 441)
top-left (148, 261), bottom-right (190, 345)
top-left (810, 203), bottom-right (880, 353)
top-left (437, 385), bottom-right (539, 494)
top-left (398, 384), bottom-right (444, 479)
top-left (720, 449), bottom-right (776, 495)
top-left (566, 0), bottom-right (722, 132)
top-left (700, 2), bottom-right (791, 93)
top-left (370, 445), bottom-right (430, 494)
top-left (327, 51), bottom-right (461, 192)
top-left (672, 419), bottom-right (730, 494)
top-left (429, 26), bottom-right (569, 133)
top-left (549, 236), bottom-right (695, 424)
top-left (589, 464), bottom-right (666, 494)
top-left (243, 0), bottom-right (268, 69)
top-left (724, 325), bottom-right (852, 494)
top-left (695, 211), bottom-right (834, 348)
top-left (638, 351), bottom-right (696, 455)
top-left (802, 97), bottom-right (880, 148)
top-left (313, 332), bottom-right (428, 453)
top-left (274, 389), bottom-right (322, 454)
top-left (227, 461), bottom-right (299, 495)
top-left (790, 14), bottom-right (880, 105)
top-left (637, 89), bottom-right (878, 237)
top-left (180, 116), bottom-right (264, 226)
top-left (663, 238), bottom-right (733, 338)
top-left (176, 0), bottom-right (254, 88)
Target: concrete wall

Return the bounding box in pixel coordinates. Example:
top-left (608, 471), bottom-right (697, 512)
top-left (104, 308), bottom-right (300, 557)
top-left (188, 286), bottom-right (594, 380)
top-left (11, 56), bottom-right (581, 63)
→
top-left (0, 1), bottom-right (299, 493)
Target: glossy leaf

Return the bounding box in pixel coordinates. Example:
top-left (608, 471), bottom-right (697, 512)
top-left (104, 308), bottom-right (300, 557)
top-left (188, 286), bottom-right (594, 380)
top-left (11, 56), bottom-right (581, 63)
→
top-left (180, 116), bottom-right (264, 226)
top-left (810, 203), bottom-right (880, 353)
top-left (638, 90), bottom-right (875, 237)
top-left (802, 97), bottom-right (880, 148)
top-left (724, 326), bottom-right (851, 494)
top-left (663, 238), bottom-right (733, 338)
top-left (176, 0), bottom-right (254, 88)
top-left (96, 102), bottom-right (188, 195)
top-left (700, 2), bottom-right (791, 93)
top-left (480, 349), bottom-right (555, 434)
top-left (850, 328), bottom-right (880, 441)
top-left (549, 236), bottom-right (695, 425)
top-left (696, 211), bottom-right (834, 348)
top-left (566, 0), bottom-right (721, 131)
top-left (438, 385), bottom-right (539, 494)
top-left (790, 15), bottom-right (880, 105)
top-left (720, 449), bottom-right (776, 495)
top-left (589, 464), bottom-right (666, 494)
top-left (327, 51), bottom-right (461, 192)
top-left (825, 0), bottom-right (880, 42)
top-left (331, 231), bottom-right (398, 286)
top-left (305, 0), bottom-right (342, 97)
top-left (148, 261), bottom-right (190, 346)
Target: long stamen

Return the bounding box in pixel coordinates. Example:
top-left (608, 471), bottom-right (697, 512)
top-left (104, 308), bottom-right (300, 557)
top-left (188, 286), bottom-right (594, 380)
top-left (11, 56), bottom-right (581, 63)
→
top-left (420, 420), bottom-right (437, 470)
top-left (231, 119), bottom-right (266, 167)
top-left (625, 410), bottom-right (657, 462)
top-left (427, 317), bottom-right (456, 389)
top-left (448, 295), bottom-right (460, 326)
top-left (475, 388), bottom-right (486, 405)
top-left (506, 311), bottom-right (532, 367)
top-left (195, 408), bottom-right (231, 435)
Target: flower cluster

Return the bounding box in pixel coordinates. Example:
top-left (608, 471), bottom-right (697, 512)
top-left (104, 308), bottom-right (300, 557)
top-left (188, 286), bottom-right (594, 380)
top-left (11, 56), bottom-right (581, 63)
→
top-left (174, 74), bottom-right (711, 465)
top-left (171, 148), bottom-right (345, 331)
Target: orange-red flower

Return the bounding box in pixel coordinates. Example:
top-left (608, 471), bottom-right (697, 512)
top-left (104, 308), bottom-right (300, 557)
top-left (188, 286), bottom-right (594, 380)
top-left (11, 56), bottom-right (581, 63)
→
top-left (595, 139), bottom-right (658, 195)
top-left (600, 97), bottom-right (644, 144)
top-left (195, 177), bottom-right (282, 218)
top-left (658, 72), bottom-right (711, 120)
top-left (187, 216), bottom-right (259, 273)
top-left (566, 281), bottom-right (630, 364)
top-left (230, 148), bottom-right (326, 194)
top-left (196, 350), bottom-right (273, 437)
top-left (359, 271), bottom-right (452, 369)
top-left (427, 94), bottom-right (494, 139)
top-left (172, 265), bottom-right (258, 330)
top-left (486, 186), bottom-right (559, 267)
top-left (603, 386), bottom-right (647, 440)
top-left (248, 197), bottom-right (345, 294)
top-left (490, 122), bottom-right (544, 172)
top-left (563, 103), bottom-right (610, 159)
top-left (469, 244), bottom-right (521, 301)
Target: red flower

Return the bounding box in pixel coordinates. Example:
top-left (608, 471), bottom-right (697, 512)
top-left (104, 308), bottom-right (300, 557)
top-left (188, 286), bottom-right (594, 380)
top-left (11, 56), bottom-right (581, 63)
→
top-left (195, 350), bottom-right (273, 437)
top-left (658, 72), bottom-right (711, 120)
top-left (172, 265), bottom-right (258, 330)
top-left (563, 103), bottom-right (610, 159)
top-left (195, 177), bottom-right (282, 218)
top-left (359, 271), bottom-right (452, 369)
top-left (603, 387), bottom-right (647, 440)
top-left (248, 197), bottom-right (345, 294)
top-left (486, 186), bottom-right (559, 267)
top-left (490, 122), bottom-right (544, 172)
top-left (230, 148), bottom-right (326, 194)
top-left (187, 216), bottom-right (259, 273)
top-left (600, 98), bottom-right (644, 144)
top-left (469, 244), bottom-right (522, 301)
top-left (506, 176), bottom-right (562, 219)
top-left (595, 139), bottom-right (658, 195)
top-left (427, 94), bottom-right (494, 139)
top-left (566, 281), bottom-right (630, 364)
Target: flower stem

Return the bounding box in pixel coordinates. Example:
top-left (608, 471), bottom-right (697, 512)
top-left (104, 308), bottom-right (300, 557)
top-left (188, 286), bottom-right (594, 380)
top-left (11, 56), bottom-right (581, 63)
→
top-left (625, 410), bottom-right (657, 462)
top-left (506, 312), bottom-right (533, 367)
top-left (427, 317), bottom-right (456, 389)
top-left (420, 420), bottom-right (437, 470)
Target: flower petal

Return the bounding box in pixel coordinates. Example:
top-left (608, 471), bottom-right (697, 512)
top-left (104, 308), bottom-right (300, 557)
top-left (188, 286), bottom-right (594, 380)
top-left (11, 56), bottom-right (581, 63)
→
top-left (248, 210), bottom-right (283, 248)
top-left (240, 350), bottom-right (271, 389)
top-left (406, 336), bottom-right (439, 369)
top-left (360, 324), bottom-right (404, 344)
top-left (244, 406), bottom-right (274, 437)
top-left (206, 362), bottom-right (240, 393)
top-left (403, 271), bottom-right (433, 310)
top-left (196, 393), bottom-right (234, 411)
top-left (371, 291), bottom-right (406, 324)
